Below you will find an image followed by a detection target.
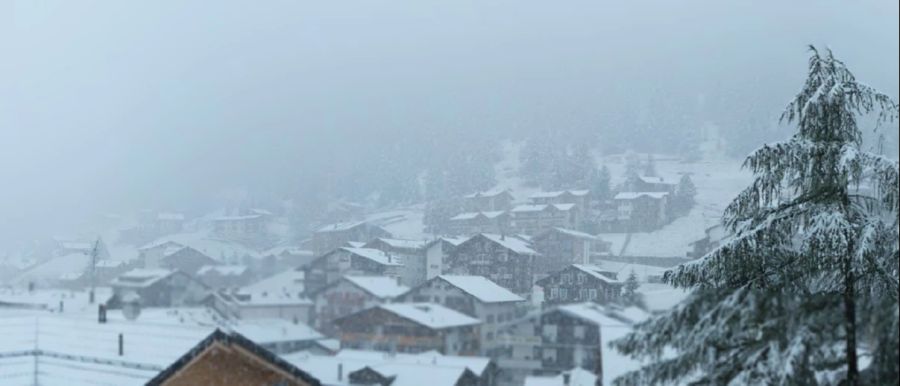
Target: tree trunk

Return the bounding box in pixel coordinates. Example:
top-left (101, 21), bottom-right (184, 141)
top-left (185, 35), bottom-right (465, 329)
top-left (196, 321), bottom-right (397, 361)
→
top-left (843, 252), bottom-right (859, 386)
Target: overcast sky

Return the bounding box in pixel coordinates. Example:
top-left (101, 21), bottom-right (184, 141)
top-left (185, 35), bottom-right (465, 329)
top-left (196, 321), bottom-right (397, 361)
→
top-left (1, 0), bottom-right (898, 246)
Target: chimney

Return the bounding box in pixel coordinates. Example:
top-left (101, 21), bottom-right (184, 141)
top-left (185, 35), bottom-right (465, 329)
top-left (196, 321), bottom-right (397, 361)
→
top-left (98, 304), bottom-right (107, 324)
top-left (118, 333), bottom-right (124, 356)
top-left (337, 363), bottom-right (343, 381)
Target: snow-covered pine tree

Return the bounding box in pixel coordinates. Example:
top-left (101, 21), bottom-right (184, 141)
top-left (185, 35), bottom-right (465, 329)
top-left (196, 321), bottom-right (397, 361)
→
top-left (612, 47), bottom-right (899, 386)
top-left (671, 174), bottom-right (697, 216)
top-left (622, 270), bottom-right (641, 306)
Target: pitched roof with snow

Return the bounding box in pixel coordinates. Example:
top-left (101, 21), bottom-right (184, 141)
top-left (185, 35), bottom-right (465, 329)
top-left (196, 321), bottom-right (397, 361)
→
top-left (463, 188), bottom-right (512, 199)
top-left (315, 220), bottom-right (369, 233)
top-left (556, 302), bottom-right (641, 326)
top-left (529, 189), bottom-right (589, 199)
top-left (341, 247), bottom-right (403, 266)
top-left (376, 303), bottom-right (481, 330)
top-left (109, 268), bottom-right (175, 288)
top-left (449, 211), bottom-right (506, 221)
top-left (437, 275), bottom-right (524, 303)
top-left (369, 238), bottom-right (427, 250)
top-left (546, 228), bottom-right (597, 240)
top-left (571, 264), bottom-right (621, 284)
top-left (478, 234), bottom-right (539, 255)
top-left (344, 276), bottom-right (410, 299)
top-left (614, 191), bottom-right (669, 200)
top-left (196, 265), bottom-right (248, 276)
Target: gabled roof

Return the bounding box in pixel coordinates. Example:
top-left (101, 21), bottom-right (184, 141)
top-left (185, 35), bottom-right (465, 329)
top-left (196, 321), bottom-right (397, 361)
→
top-left (571, 264), bottom-right (621, 284)
top-left (146, 329), bottom-right (321, 386)
top-left (437, 275), bottom-right (524, 303)
top-left (463, 188), bottom-right (513, 199)
top-left (109, 268), bottom-right (175, 288)
top-left (554, 302), bottom-right (642, 326)
top-left (366, 238), bottom-right (427, 250)
top-left (529, 189), bottom-right (589, 199)
top-left (541, 228), bottom-right (598, 241)
top-left (637, 175), bottom-right (668, 184)
top-left (196, 265), bottom-right (248, 276)
top-left (476, 234), bottom-right (539, 255)
top-left (315, 220), bottom-right (369, 233)
top-left (614, 191), bottom-right (669, 200)
top-left (449, 211), bottom-right (506, 221)
top-left (340, 247), bottom-right (403, 266)
top-left (344, 276), bottom-right (410, 299)
top-left (378, 303), bottom-right (481, 329)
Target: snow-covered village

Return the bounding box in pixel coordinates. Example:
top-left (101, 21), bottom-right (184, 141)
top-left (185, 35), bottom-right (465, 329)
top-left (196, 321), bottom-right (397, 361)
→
top-left (1, 2), bottom-right (898, 386)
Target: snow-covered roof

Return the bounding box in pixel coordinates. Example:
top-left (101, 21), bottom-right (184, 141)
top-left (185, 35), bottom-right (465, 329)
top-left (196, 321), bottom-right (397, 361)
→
top-left (637, 175), bottom-right (669, 184)
top-left (341, 247), bottom-right (403, 266)
top-left (552, 203), bottom-right (576, 211)
top-left (529, 189), bottom-right (589, 199)
top-left (511, 204), bottom-right (546, 213)
top-left (262, 245), bottom-right (314, 257)
top-left (376, 303), bottom-right (481, 330)
top-left (345, 276), bottom-right (410, 299)
top-left (525, 368), bottom-right (598, 386)
top-left (284, 349), bottom-right (492, 386)
top-left (316, 220), bottom-right (369, 233)
top-left (556, 302), bottom-right (641, 326)
top-left (196, 265), bottom-right (248, 276)
top-left (212, 214), bottom-right (263, 221)
top-left (546, 227), bottom-right (597, 240)
top-left (238, 269), bottom-right (306, 298)
top-left (437, 275), bottom-right (524, 303)
top-left (232, 318), bottom-right (324, 345)
top-left (449, 211), bottom-right (506, 221)
top-left (571, 264), bottom-right (621, 284)
top-left (109, 268), bottom-right (175, 288)
top-left (593, 260), bottom-right (669, 283)
top-left (0, 315), bottom-right (213, 384)
top-left (368, 238), bottom-right (427, 250)
top-left (478, 234), bottom-right (539, 255)
top-left (614, 191), bottom-right (669, 200)
top-left (463, 188), bottom-right (512, 199)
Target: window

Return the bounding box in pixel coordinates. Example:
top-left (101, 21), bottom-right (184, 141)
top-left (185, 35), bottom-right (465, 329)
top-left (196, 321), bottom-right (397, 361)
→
top-left (589, 289), bottom-right (598, 300)
top-left (559, 288), bottom-right (568, 299)
top-left (542, 324), bottom-right (557, 339)
top-left (574, 326), bottom-right (586, 339)
top-left (549, 288), bottom-right (558, 299)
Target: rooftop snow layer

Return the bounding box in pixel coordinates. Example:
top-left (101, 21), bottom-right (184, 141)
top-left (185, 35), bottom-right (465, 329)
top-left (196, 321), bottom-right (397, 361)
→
top-left (345, 276), bottom-right (410, 299)
top-left (478, 234), bottom-right (539, 255)
top-left (341, 247), bottom-right (403, 266)
top-left (377, 303), bottom-right (481, 329)
top-left (614, 191), bottom-right (670, 200)
top-left (438, 275), bottom-right (524, 303)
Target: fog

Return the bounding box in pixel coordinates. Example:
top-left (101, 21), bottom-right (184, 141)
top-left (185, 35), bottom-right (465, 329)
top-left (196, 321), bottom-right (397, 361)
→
top-left (2, 0), bottom-right (898, 245)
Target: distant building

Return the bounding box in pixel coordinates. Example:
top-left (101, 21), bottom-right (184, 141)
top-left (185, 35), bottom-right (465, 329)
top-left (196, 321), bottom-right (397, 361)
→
top-left (529, 190), bottom-right (591, 211)
top-left (302, 247), bottom-right (403, 295)
top-left (211, 208), bottom-right (271, 240)
top-left (334, 303), bottom-right (481, 356)
top-left (147, 329), bottom-right (321, 386)
top-left (363, 238), bottom-right (429, 286)
top-left (446, 234), bottom-right (540, 296)
top-left (159, 246), bottom-right (219, 274)
top-left (531, 228), bottom-right (606, 274)
top-left (398, 275), bottom-right (525, 357)
top-left (447, 211), bottom-right (510, 236)
top-left (108, 269), bottom-right (208, 308)
top-left (195, 265), bottom-right (252, 290)
top-left (535, 264), bottom-right (622, 306)
top-left (625, 175), bottom-right (676, 193)
top-left (463, 189), bottom-right (515, 212)
top-left (312, 220), bottom-right (392, 255)
top-left (311, 275), bottom-right (409, 335)
top-left (612, 192), bottom-right (670, 232)
top-left (509, 204), bottom-right (579, 236)
top-left (423, 236), bottom-right (468, 281)
top-left (688, 224), bottom-right (729, 259)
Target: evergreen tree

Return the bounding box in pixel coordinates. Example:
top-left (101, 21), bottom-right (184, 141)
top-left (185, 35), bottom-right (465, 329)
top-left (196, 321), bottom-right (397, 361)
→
top-left (612, 47), bottom-right (899, 386)
top-left (622, 270), bottom-right (641, 306)
top-left (594, 165), bottom-right (612, 202)
top-left (671, 174), bottom-right (697, 215)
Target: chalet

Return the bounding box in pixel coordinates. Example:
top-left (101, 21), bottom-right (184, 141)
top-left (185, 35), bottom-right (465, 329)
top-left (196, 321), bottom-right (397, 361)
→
top-left (147, 329), bottom-right (321, 386)
top-left (509, 204), bottom-right (579, 236)
top-left (283, 349), bottom-right (498, 386)
top-left (495, 303), bottom-right (646, 383)
top-left (311, 275), bottom-right (409, 335)
top-left (312, 220), bottom-right (392, 255)
top-left (363, 238), bottom-right (429, 286)
top-left (688, 224), bottom-right (729, 259)
top-left (529, 190), bottom-right (591, 211)
top-left (424, 236), bottom-right (468, 281)
top-left (334, 303), bottom-right (481, 356)
top-left (531, 228), bottom-right (607, 273)
top-left (398, 275), bottom-right (525, 357)
top-left (463, 188), bottom-right (515, 212)
top-left (195, 265), bottom-right (252, 290)
top-left (108, 268), bottom-right (209, 308)
top-left (212, 209), bottom-right (269, 240)
top-left (446, 234), bottom-right (540, 296)
top-left (447, 211), bottom-right (510, 236)
top-left (536, 264), bottom-right (622, 305)
top-left (249, 246), bottom-right (315, 279)
top-left (613, 191), bottom-right (670, 232)
top-left (624, 174), bottom-right (676, 193)
top-left (158, 245), bottom-right (219, 274)
top-left (302, 247), bottom-right (403, 295)
top-left (230, 269), bottom-right (312, 323)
